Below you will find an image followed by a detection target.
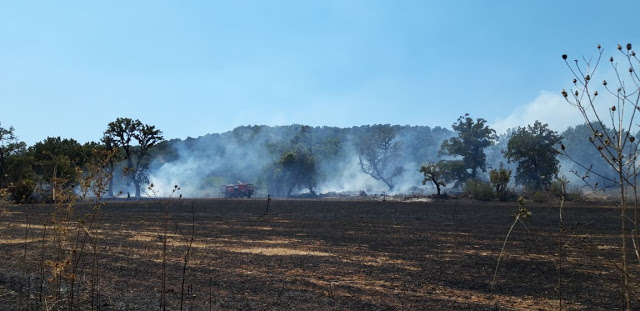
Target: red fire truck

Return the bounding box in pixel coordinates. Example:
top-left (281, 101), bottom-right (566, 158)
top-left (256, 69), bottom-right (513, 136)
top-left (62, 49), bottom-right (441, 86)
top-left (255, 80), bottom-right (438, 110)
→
top-left (222, 182), bottom-right (255, 198)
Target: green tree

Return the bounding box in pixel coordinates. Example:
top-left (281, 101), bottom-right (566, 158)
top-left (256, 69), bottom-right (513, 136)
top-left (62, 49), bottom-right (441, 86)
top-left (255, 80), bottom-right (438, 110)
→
top-left (0, 125), bottom-right (35, 202)
top-left (355, 124), bottom-right (403, 190)
top-left (265, 125), bottom-right (317, 197)
top-left (0, 123), bottom-right (27, 188)
top-left (440, 114), bottom-right (497, 182)
top-left (504, 121), bottom-right (562, 190)
top-left (104, 118), bottom-right (164, 198)
top-left (4, 154), bottom-right (36, 202)
top-left (31, 137), bottom-right (87, 202)
top-left (277, 148), bottom-right (317, 196)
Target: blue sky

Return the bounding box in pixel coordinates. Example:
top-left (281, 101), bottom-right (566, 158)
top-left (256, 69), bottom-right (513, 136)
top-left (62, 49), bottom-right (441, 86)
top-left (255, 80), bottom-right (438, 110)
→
top-left (1, 0), bottom-right (639, 146)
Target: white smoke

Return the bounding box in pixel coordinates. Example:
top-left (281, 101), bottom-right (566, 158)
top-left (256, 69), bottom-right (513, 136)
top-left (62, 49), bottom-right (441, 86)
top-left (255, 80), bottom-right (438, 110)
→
top-left (491, 91), bottom-right (583, 134)
top-left (146, 125), bottom-right (454, 197)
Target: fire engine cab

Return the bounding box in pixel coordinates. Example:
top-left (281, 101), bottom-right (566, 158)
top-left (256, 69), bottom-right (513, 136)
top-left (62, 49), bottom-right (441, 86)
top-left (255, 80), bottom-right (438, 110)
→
top-left (222, 182), bottom-right (255, 198)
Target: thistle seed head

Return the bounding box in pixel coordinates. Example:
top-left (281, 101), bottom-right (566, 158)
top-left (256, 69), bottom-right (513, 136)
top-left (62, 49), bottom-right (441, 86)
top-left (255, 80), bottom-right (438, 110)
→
top-left (627, 43), bottom-right (632, 50)
top-left (562, 54), bottom-right (567, 60)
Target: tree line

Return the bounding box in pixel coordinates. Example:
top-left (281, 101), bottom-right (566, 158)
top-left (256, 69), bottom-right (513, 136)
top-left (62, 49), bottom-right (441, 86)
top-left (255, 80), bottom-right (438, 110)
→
top-left (0, 115), bottom-right (620, 202)
top-left (0, 118), bottom-right (162, 202)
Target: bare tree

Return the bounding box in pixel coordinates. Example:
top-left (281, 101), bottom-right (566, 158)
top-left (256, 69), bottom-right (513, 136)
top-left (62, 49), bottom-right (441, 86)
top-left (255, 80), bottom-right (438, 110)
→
top-left (355, 124), bottom-right (403, 191)
top-left (562, 43), bottom-right (640, 310)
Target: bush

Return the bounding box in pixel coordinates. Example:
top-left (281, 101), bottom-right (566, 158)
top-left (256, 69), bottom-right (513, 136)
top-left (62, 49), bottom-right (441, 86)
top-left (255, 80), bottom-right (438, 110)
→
top-left (489, 163), bottom-right (512, 201)
top-left (549, 180), bottom-right (565, 197)
top-left (528, 190), bottom-right (551, 203)
top-left (463, 179), bottom-right (495, 201)
top-left (549, 180), bottom-right (584, 201)
top-left (8, 179), bottom-right (36, 203)
top-left (566, 186), bottom-right (584, 201)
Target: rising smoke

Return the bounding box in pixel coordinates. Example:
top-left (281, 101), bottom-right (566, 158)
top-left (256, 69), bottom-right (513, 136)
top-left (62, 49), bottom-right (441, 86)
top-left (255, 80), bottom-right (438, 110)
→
top-left (140, 123), bottom-right (604, 198)
top-left (144, 125), bottom-right (455, 197)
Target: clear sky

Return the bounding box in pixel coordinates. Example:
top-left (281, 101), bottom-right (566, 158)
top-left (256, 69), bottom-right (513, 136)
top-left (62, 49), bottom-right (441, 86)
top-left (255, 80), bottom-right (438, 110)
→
top-left (1, 0), bottom-right (639, 146)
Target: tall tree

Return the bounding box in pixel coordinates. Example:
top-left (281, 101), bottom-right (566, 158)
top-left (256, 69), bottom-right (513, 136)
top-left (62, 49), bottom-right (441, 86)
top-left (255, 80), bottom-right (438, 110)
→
top-left (265, 125), bottom-right (317, 197)
top-left (31, 137), bottom-right (87, 202)
top-left (0, 124), bottom-right (27, 188)
top-left (440, 114), bottom-right (497, 182)
top-left (504, 121), bottom-right (562, 190)
top-left (100, 135), bottom-right (122, 197)
top-left (0, 124), bottom-right (32, 201)
top-left (355, 124), bottom-right (403, 190)
top-left (77, 141), bottom-right (120, 201)
top-left (4, 153), bottom-right (36, 202)
top-left (104, 118), bottom-right (163, 197)
top-left (277, 148), bottom-right (316, 197)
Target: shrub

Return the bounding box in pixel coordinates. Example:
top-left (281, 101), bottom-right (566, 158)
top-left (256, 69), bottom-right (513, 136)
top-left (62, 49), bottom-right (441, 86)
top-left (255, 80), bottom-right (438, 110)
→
top-left (489, 163), bottom-right (511, 201)
top-left (9, 179), bottom-right (36, 203)
top-left (549, 180), bottom-right (584, 201)
top-left (566, 186), bottom-right (584, 201)
top-left (463, 179), bottom-right (495, 201)
top-left (528, 190), bottom-right (550, 203)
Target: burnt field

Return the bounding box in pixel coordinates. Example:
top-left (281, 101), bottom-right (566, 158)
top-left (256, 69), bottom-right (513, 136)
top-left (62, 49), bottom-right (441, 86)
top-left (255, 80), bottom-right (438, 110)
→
top-left (0, 198), bottom-right (637, 310)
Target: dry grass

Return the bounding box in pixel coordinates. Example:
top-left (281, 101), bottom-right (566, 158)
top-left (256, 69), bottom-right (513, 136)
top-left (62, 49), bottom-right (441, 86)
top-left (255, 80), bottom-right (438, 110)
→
top-left (225, 246), bottom-right (333, 257)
